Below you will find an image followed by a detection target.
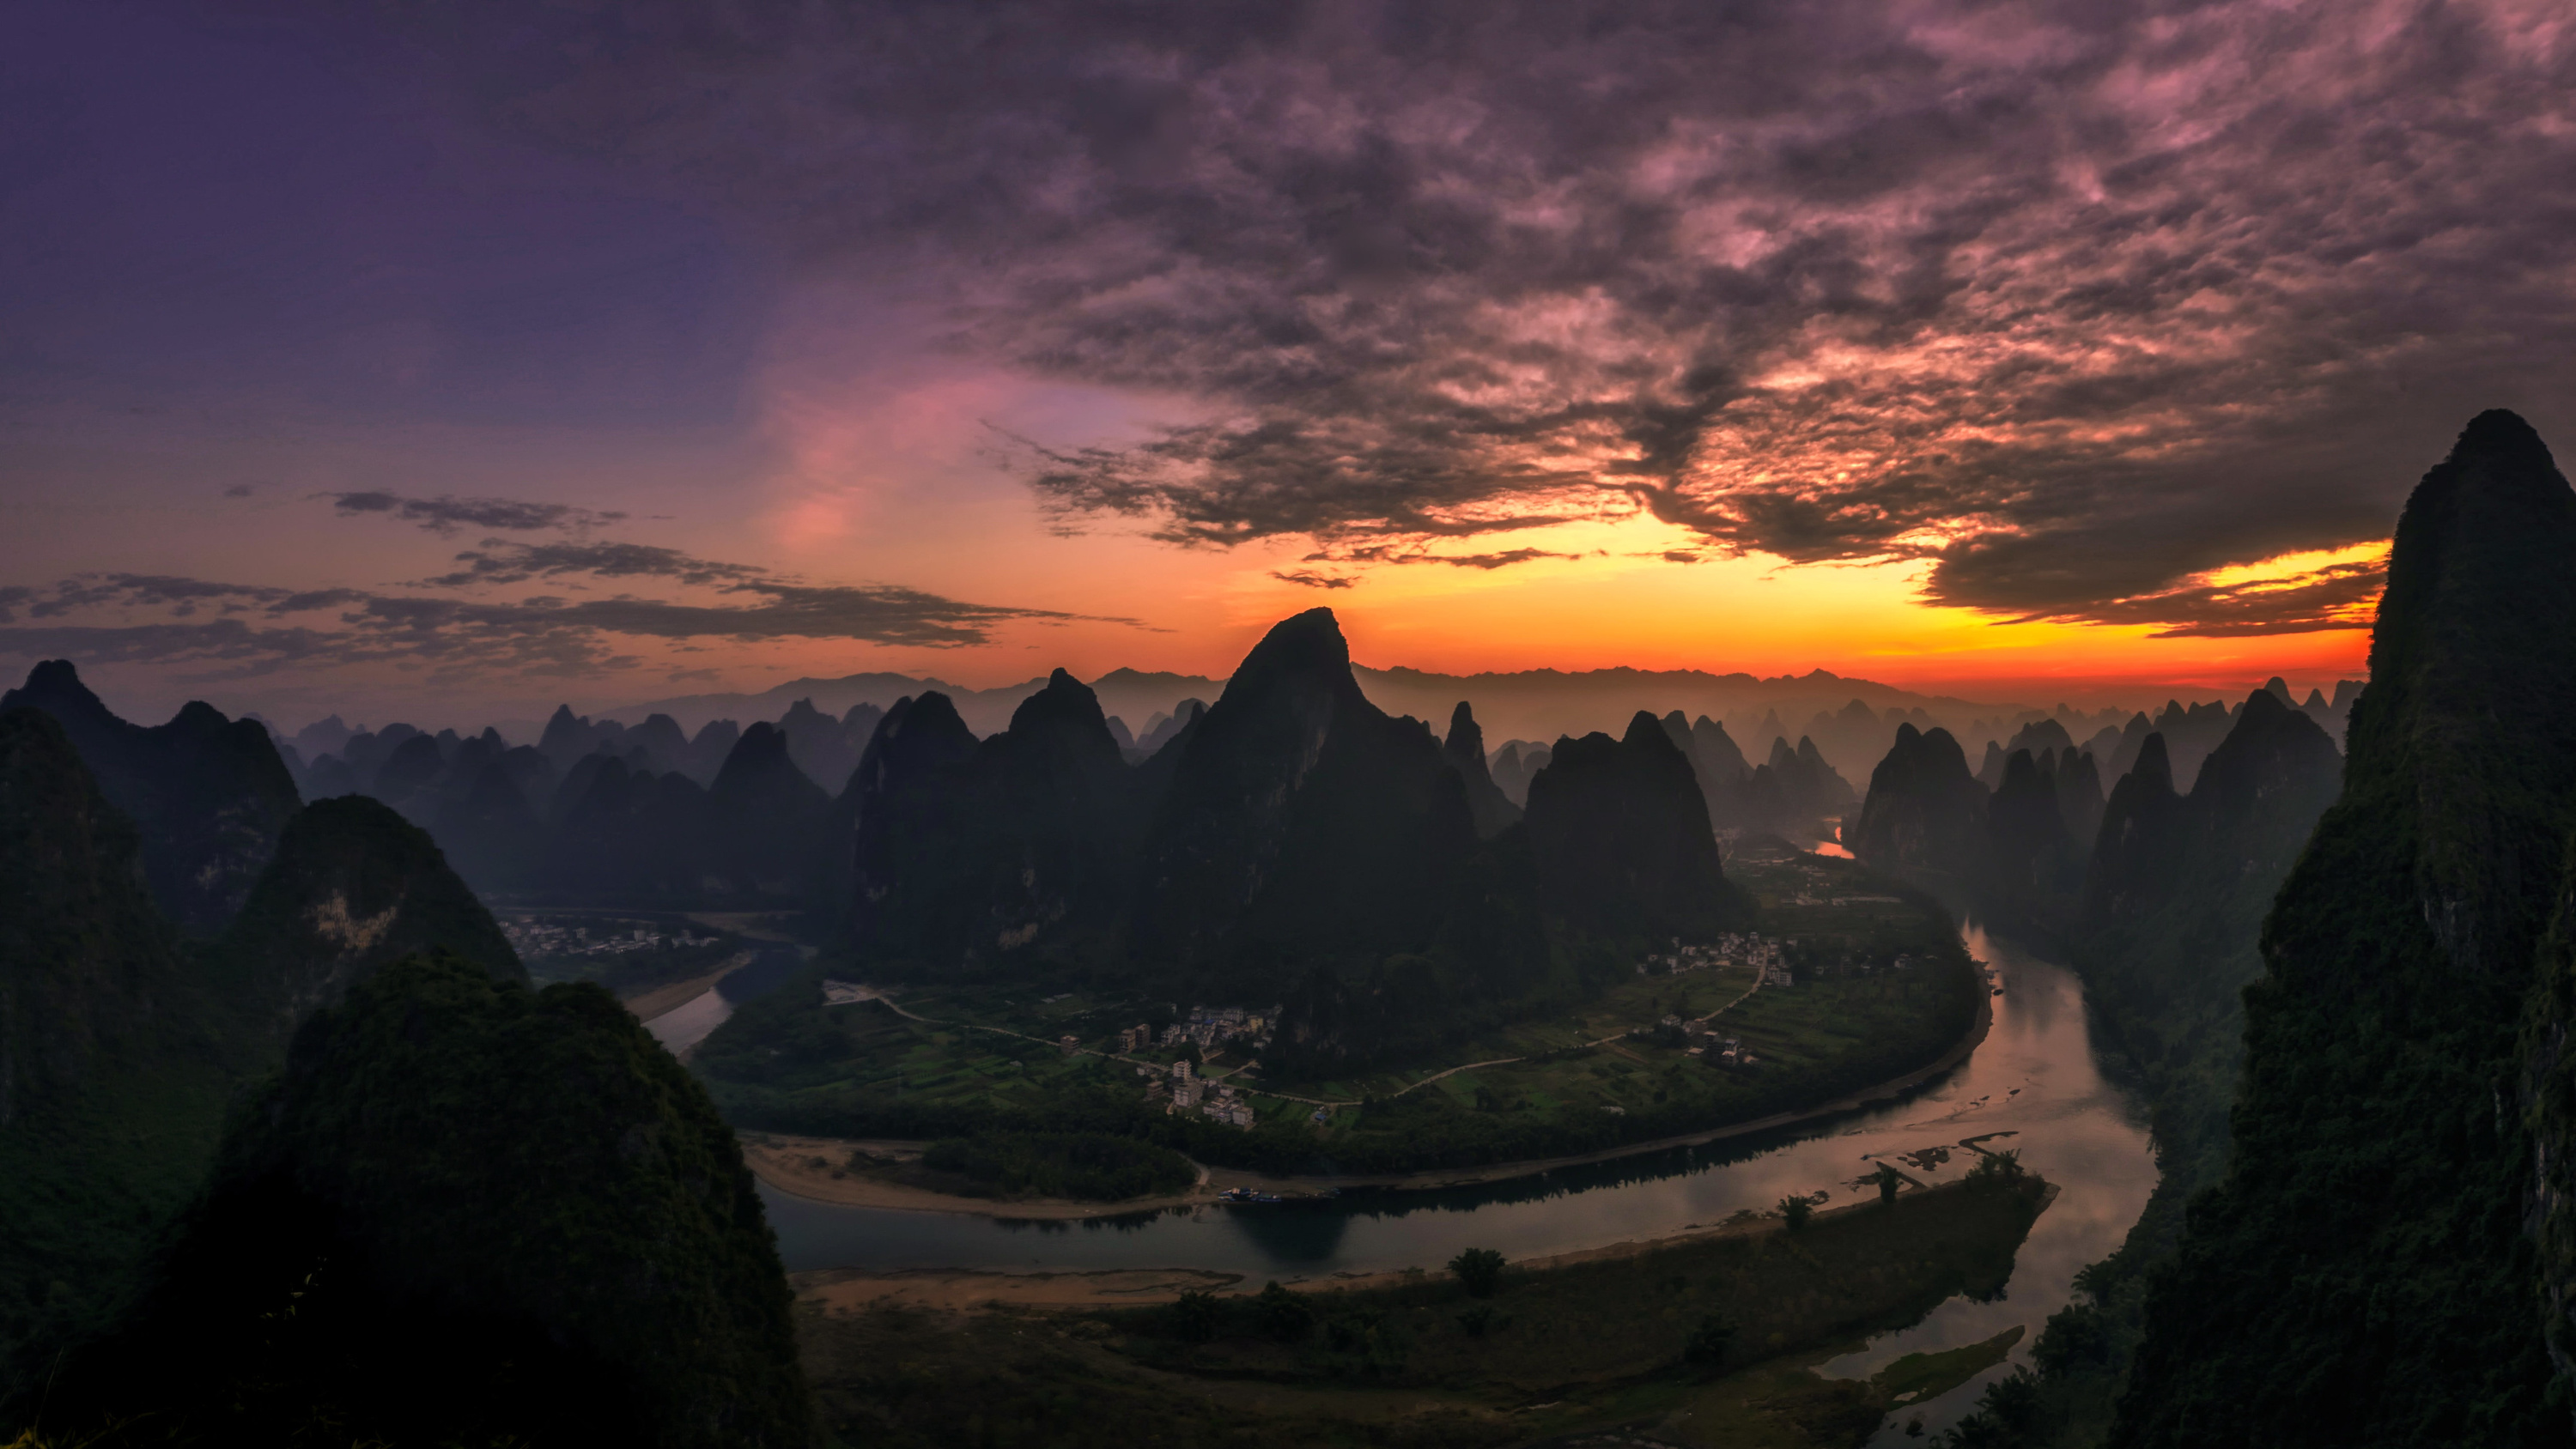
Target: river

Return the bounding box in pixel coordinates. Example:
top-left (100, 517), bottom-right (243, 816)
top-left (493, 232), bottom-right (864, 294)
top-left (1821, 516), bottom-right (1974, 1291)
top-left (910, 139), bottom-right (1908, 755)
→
top-left (758, 925), bottom-right (2157, 1440)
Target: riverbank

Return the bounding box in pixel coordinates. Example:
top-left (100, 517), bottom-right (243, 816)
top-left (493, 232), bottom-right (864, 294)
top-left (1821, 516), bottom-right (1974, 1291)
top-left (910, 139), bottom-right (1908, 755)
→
top-left (744, 984), bottom-right (1994, 1216)
top-left (620, 951), bottom-right (753, 1023)
top-left (788, 1175), bottom-right (2058, 1316)
top-left (793, 1170), bottom-right (2057, 1449)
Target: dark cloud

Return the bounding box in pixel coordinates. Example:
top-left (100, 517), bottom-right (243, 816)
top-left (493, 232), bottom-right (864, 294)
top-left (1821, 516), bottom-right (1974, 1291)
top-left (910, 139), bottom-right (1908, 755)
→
top-left (1271, 569), bottom-right (1358, 590)
top-left (2014, 557), bottom-right (2387, 640)
top-left (421, 540), bottom-right (766, 589)
top-left (222, 483), bottom-right (255, 499)
top-left (407, 0), bottom-right (2576, 632)
top-left (328, 490), bottom-right (629, 536)
top-left (0, 568), bottom-right (1119, 682)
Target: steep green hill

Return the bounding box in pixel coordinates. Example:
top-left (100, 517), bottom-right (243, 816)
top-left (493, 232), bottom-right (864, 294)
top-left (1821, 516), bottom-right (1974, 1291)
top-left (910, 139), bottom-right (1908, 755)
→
top-left (40, 953), bottom-right (812, 1447)
top-left (1, 749), bottom-right (531, 1410)
top-left (2111, 410), bottom-right (2576, 1446)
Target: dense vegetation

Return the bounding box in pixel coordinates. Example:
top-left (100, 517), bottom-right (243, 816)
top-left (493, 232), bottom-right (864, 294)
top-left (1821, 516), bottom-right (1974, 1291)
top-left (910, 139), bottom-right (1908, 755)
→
top-left (701, 919), bottom-right (1980, 1177)
top-left (2099, 411), bottom-right (2576, 1446)
top-left (0, 709), bottom-right (231, 1391)
top-left (38, 952), bottom-right (813, 1448)
top-left (920, 1131), bottom-right (1197, 1201)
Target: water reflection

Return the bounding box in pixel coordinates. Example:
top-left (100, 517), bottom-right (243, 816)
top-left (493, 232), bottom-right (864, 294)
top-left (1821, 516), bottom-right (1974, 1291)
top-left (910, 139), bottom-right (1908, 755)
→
top-left (756, 923), bottom-right (2154, 1437)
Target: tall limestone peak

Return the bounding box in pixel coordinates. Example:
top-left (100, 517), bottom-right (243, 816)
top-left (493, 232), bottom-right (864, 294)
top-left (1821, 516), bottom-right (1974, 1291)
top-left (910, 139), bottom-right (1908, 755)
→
top-left (1524, 712), bottom-right (1747, 943)
top-left (711, 720), bottom-right (828, 813)
top-left (2118, 412), bottom-right (2576, 1443)
top-left (2083, 732), bottom-right (2186, 925)
top-left (851, 676), bottom-right (1138, 970)
top-left (1443, 701), bottom-right (1522, 839)
top-left (1851, 723), bottom-right (1988, 879)
top-left (211, 796), bottom-right (525, 1041)
top-left (1130, 608), bottom-right (1477, 973)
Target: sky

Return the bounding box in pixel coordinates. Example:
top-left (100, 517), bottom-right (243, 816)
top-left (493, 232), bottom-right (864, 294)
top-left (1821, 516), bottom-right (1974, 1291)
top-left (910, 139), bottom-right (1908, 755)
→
top-left (7, 0), bottom-right (2573, 727)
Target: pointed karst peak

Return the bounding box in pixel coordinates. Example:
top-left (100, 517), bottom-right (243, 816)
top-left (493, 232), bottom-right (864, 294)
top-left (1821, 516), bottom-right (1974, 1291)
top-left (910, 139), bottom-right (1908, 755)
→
top-left (2453, 406), bottom-right (2551, 463)
top-left (1445, 700), bottom-right (1485, 757)
top-left (1623, 709), bottom-right (1676, 753)
top-left (1228, 607), bottom-right (1354, 688)
top-left (2264, 676), bottom-right (2293, 701)
top-left (2132, 731), bottom-right (2174, 789)
top-left (4, 658), bottom-right (112, 720)
top-left (2237, 685), bottom-right (2293, 724)
top-left (1004, 670), bottom-right (1115, 748)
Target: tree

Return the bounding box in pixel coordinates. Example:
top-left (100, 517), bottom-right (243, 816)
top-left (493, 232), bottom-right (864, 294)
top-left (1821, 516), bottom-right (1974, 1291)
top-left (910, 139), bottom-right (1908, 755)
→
top-left (1874, 1162), bottom-right (1903, 1204)
top-left (1777, 1192), bottom-right (1814, 1229)
top-left (1455, 1306), bottom-right (1497, 1338)
top-left (1169, 1290), bottom-right (1220, 1343)
top-left (1448, 1246), bottom-right (1507, 1298)
top-left (1683, 1313), bottom-right (1735, 1373)
top-left (1255, 1281), bottom-right (1314, 1342)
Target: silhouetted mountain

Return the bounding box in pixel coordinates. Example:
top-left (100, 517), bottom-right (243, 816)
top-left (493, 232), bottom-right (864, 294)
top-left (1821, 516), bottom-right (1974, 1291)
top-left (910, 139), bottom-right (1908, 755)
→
top-left (848, 678), bottom-right (1134, 972)
top-left (1443, 702), bottom-right (1522, 838)
top-left (1975, 738), bottom-right (2008, 791)
top-left (1135, 698), bottom-right (1205, 758)
top-left (2105, 711), bottom-right (2156, 784)
top-left (2116, 411), bottom-right (2576, 1444)
top-left (2053, 746), bottom-right (2106, 848)
top-left (1, 662), bottom-right (301, 931)
top-left (777, 696), bottom-right (864, 792)
top-left (2002, 718), bottom-right (2076, 759)
top-left (1982, 749), bottom-right (2081, 913)
top-left (705, 723), bottom-right (832, 900)
top-left (1488, 738), bottom-right (1552, 807)
top-left (1850, 724), bottom-right (1988, 879)
top-left (1128, 609), bottom-right (1483, 985)
top-left (44, 952), bottom-right (811, 1447)
top-left (817, 611), bottom-right (1715, 1076)
top-left (1525, 712), bottom-right (1752, 945)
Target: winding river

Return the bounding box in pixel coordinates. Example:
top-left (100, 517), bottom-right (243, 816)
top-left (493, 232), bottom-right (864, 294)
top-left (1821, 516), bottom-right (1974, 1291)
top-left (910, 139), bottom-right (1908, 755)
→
top-left (758, 925), bottom-right (2157, 1440)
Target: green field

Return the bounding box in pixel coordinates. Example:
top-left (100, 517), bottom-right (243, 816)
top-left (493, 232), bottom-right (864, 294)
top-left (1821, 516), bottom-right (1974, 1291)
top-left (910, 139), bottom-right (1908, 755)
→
top-left (698, 844), bottom-right (1983, 1177)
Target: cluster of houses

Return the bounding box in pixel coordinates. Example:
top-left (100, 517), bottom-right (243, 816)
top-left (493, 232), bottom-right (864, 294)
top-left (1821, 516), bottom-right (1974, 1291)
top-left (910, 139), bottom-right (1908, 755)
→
top-left (1115, 1005), bottom-right (1278, 1056)
top-left (1640, 931), bottom-right (1794, 985)
top-left (501, 919), bottom-right (712, 960)
top-left (1662, 1016), bottom-right (1760, 1066)
top-left (1138, 1058), bottom-right (1258, 1128)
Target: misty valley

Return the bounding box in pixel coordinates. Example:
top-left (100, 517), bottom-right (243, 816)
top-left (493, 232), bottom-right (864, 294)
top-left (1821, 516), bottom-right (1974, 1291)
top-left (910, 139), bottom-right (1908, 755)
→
top-left (8, 410), bottom-right (2575, 1449)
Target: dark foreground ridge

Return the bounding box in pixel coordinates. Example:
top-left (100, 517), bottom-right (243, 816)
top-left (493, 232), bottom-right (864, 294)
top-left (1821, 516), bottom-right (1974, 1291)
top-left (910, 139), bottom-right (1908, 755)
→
top-left (41, 953), bottom-right (814, 1448)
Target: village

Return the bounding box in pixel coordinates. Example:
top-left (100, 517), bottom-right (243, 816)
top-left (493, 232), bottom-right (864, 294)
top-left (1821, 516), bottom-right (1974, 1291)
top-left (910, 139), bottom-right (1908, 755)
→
top-left (1084, 1006), bottom-right (1282, 1130)
top-left (1640, 931), bottom-right (1795, 985)
top-left (501, 917), bottom-right (721, 961)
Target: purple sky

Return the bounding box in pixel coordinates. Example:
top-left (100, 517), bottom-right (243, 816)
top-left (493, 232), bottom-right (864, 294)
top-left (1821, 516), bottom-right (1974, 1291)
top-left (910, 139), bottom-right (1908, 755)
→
top-left (6, 1), bottom-right (2573, 724)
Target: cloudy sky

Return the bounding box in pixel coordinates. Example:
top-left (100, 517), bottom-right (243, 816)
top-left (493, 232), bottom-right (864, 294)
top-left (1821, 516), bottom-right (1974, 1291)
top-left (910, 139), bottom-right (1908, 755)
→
top-left (8, 0), bottom-right (2571, 724)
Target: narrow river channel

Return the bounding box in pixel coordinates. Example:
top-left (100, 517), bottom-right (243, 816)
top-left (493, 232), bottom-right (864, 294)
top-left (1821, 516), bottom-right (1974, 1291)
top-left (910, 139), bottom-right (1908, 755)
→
top-left (758, 924), bottom-right (2157, 1440)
